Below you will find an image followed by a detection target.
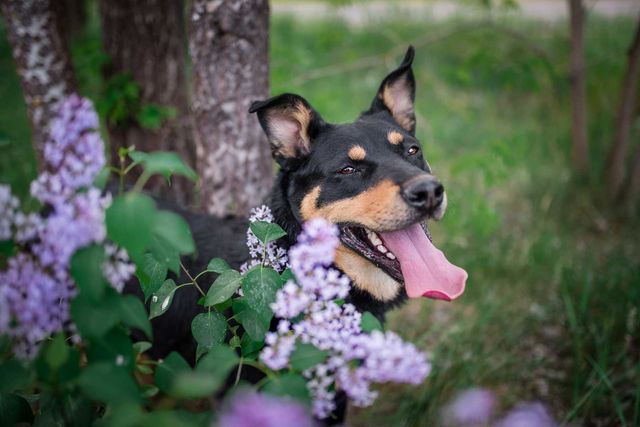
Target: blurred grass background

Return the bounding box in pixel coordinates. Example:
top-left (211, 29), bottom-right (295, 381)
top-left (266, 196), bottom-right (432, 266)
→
top-left (1, 5), bottom-right (639, 426)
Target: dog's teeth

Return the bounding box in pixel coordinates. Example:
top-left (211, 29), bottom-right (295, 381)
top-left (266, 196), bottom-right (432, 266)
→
top-left (386, 252), bottom-right (396, 260)
top-left (377, 244), bottom-right (388, 253)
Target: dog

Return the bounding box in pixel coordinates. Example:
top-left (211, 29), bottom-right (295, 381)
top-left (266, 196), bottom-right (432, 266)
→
top-left (129, 45), bottom-right (467, 421)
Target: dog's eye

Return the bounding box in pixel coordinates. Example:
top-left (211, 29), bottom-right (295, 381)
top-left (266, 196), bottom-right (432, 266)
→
top-left (338, 166), bottom-right (356, 175)
top-left (408, 146), bottom-right (420, 155)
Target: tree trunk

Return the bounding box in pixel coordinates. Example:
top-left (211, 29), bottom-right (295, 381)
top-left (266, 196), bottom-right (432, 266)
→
top-left (568, 0), bottom-right (590, 176)
top-left (1, 0), bottom-right (77, 169)
top-left (605, 14), bottom-right (640, 198)
top-left (189, 0), bottom-right (273, 217)
top-left (53, 0), bottom-right (87, 40)
top-left (99, 0), bottom-right (194, 205)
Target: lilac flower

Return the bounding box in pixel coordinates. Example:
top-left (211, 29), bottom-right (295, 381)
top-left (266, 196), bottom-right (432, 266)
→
top-left (260, 218), bottom-right (430, 418)
top-left (31, 95), bottom-right (104, 207)
top-left (441, 388), bottom-right (496, 426)
top-left (218, 390), bottom-right (315, 427)
top-left (495, 402), bottom-right (557, 427)
top-left (241, 205), bottom-right (288, 273)
top-left (0, 254), bottom-right (75, 358)
top-left (0, 185), bottom-right (19, 240)
top-left (32, 189), bottom-right (109, 280)
top-left (103, 243), bottom-right (136, 292)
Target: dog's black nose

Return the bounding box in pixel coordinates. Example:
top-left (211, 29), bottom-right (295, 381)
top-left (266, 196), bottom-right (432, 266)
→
top-left (401, 176), bottom-right (444, 212)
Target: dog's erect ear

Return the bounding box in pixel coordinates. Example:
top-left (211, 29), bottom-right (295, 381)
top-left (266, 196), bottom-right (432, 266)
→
top-left (249, 93), bottom-right (326, 162)
top-left (367, 46), bottom-right (416, 134)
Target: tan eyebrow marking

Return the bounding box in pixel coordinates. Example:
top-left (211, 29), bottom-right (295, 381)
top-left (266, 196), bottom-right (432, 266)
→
top-left (387, 130), bottom-right (404, 145)
top-left (348, 145), bottom-right (366, 161)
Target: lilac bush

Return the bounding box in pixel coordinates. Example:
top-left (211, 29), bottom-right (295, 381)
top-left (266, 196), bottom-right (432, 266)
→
top-left (257, 216), bottom-right (431, 418)
top-left (0, 95), bottom-right (133, 357)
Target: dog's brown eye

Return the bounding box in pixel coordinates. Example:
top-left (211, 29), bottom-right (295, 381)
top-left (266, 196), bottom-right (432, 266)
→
top-left (408, 146), bottom-right (419, 155)
top-left (338, 166), bottom-right (356, 175)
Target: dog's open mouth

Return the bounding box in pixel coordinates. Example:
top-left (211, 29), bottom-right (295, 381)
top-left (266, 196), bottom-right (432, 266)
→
top-left (340, 223), bottom-right (467, 301)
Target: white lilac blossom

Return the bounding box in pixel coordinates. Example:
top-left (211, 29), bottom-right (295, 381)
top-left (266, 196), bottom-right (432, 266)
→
top-left (240, 205), bottom-right (288, 273)
top-left (259, 218), bottom-right (430, 418)
top-left (218, 390), bottom-right (315, 427)
top-left (0, 95), bottom-right (133, 357)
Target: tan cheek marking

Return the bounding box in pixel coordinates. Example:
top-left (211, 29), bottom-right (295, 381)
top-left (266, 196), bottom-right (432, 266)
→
top-left (335, 245), bottom-right (400, 301)
top-left (299, 180), bottom-right (413, 231)
top-left (387, 131), bottom-right (404, 145)
top-left (348, 145), bottom-right (366, 161)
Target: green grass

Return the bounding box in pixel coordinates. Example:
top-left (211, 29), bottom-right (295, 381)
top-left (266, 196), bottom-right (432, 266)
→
top-left (1, 10), bottom-right (639, 427)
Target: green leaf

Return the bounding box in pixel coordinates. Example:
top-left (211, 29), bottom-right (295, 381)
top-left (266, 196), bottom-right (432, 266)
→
top-left (86, 327), bottom-right (135, 370)
top-left (233, 299), bottom-right (272, 342)
top-left (0, 360), bottom-right (32, 392)
top-left (191, 312), bottom-right (228, 351)
top-left (45, 334), bottom-right (69, 370)
top-left (240, 334), bottom-right (264, 360)
top-left (229, 336), bottom-right (241, 348)
top-left (152, 211), bottom-right (195, 255)
top-left (289, 343), bottom-right (329, 372)
top-left (204, 270), bottom-right (242, 306)
top-left (106, 193), bottom-right (157, 261)
top-left (197, 345), bottom-right (239, 376)
top-left (71, 294), bottom-right (120, 338)
top-left (0, 393), bottom-right (33, 425)
top-left (243, 267), bottom-right (281, 313)
top-left (280, 268), bottom-right (295, 283)
top-left (129, 151), bottom-right (197, 182)
top-left (137, 253), bottom-right (168, 302)
top-left (250, 221), bottom-right (287, 244)
top-left (361, 311), bottom-right (383, 332)
top-left (93, 166), bottom-right (111, 190)
top-left (149, 279), bottom-right (177, 319)
top-left (133, 341), bottom-right (152, 355)
top-left (149, 235), bottom-right (180, 274)
top-left (206, 258), bottom-right (231, 274)
top-left (154, 352), bottom-right (190, 394)
top-left (262, 373), bottom-right (310, 403)
top-left (77, 363), bottom-right (142, 404)
top-left (136, 104), bottom-right (176, 130)
top-left (70, 245), bottom-right (106, 301)
top-left (118, 295), bottom-right (153, 338)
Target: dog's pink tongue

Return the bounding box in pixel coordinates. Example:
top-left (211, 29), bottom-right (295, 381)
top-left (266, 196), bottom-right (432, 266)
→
top-left (380, 223), bottom-right (467, 301)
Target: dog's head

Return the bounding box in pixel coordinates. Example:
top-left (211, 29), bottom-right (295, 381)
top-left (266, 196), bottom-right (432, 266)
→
top-left (250, 47), bottom-right (466, 303)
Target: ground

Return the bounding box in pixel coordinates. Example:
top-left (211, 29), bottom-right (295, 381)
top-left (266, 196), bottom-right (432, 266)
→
top-left (1, 4), bottom-right (639, 426)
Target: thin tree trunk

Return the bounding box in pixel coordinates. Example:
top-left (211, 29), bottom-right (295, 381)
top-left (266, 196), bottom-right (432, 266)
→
top-left (628, 142), bottom-right (640, 201)
top-left (605, 14), bottom-right (640, 198)
top-left (568, 0), bottom-right (590, 176)
top-left (1, 0), bottom-right (77, 169)
top-left (99, 0), bottom-right (194, 204)
top-left (189, 0), bottom-right (273, 217)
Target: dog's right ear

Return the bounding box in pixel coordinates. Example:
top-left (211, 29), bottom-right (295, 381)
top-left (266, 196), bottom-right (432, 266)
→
top-left (249, 93), bottom-right (326, 163)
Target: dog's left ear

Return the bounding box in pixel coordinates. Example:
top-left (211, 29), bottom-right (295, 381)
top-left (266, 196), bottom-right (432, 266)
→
top-left (366, 46), bottom-right (416, 134)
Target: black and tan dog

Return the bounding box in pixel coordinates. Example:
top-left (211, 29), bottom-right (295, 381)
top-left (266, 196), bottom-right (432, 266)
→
top-left (135, 46), bottom-right (467, 385)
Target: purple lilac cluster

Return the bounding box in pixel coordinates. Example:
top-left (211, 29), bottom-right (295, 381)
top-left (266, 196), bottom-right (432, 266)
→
top-left (441, 387), bottom-right (557, 427)
top-left (260, 218), bottom-right (430, 418)
top-left (240, 205), bottom-right (288, 273)
top-left (218, 390), bottom-right (315, 427)
top-left (0, 95), bottom-right (133, 357)
top-left (31, 94), bottom-right (105, 207)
